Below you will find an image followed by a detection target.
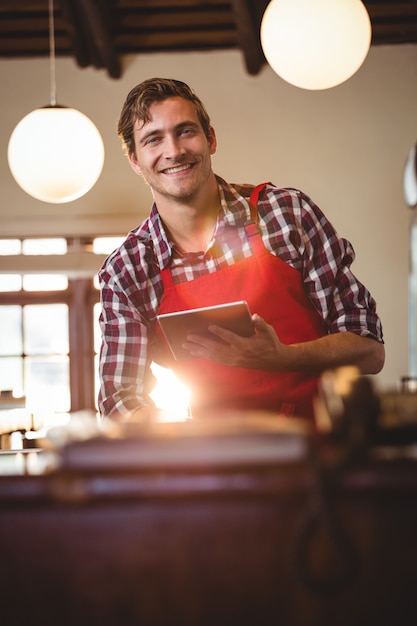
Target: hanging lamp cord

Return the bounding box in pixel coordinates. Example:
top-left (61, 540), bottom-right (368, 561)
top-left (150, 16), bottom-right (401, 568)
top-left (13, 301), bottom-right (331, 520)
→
top-left (48, 0), bottom-right (57, 106)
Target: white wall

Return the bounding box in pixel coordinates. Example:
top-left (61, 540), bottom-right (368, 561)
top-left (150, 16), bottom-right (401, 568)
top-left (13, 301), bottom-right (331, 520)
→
top-left (1, 45), bottom-right (417, 391)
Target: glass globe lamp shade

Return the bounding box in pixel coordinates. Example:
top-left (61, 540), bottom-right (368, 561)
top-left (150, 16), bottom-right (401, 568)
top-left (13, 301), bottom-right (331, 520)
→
top-left (260, 0), bottom-right (372, 90)
top-left (7, 106), bottom-right (105, 204)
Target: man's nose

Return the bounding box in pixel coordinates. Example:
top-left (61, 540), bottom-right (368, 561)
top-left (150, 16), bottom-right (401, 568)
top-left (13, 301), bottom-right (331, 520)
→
top-left (165, 135), bottom-right (185, 158)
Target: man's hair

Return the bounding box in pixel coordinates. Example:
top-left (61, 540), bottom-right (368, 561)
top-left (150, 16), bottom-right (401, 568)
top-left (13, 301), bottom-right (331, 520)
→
top-left (117, 78), bottom-right (212, 157)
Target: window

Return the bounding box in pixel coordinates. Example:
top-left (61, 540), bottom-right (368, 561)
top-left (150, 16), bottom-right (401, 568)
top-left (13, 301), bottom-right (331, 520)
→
top-left (0, 302), bottom-right (70, 413)
top-left (0, 237), bottom-right (109, 415)
top-left (0, 236), bottom-right (190, 423)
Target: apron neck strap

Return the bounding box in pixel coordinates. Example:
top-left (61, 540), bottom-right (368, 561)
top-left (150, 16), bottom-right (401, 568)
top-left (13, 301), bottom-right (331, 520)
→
top-left (248, 182), bottom-right (270, 221)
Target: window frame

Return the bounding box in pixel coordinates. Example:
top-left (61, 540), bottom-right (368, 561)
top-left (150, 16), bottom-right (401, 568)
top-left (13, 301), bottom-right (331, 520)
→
top-left (0, 278), bottom-right (100, 412)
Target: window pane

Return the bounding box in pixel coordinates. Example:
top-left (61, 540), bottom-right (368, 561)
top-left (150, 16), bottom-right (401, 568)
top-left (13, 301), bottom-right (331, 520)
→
top-left (25, 356), bottom-right (70, 413)
top-left (0, 306), bottom-right (22, 355)
top-left (0, 356), bottom-right (23, 396)
top-left (23, 274), bottom-right (68, 291)
top-left (93, 237), bottom-right (125, 254)
top-left (0, 275), bottom-right (22, 292)
top-left (24, 304), bottom-right (69, 355)
top-left (22, 238), bottom-right (67, 255)
top-left (0, 240), bottom-right (21, 255)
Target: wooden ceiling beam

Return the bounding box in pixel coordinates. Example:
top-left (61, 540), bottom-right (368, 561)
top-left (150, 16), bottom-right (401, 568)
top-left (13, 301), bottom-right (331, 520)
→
top-left (230, 0), bottom-right (269, 75)
top-left (2, 1), bottom-right (417, 78)
top-left (57, 0), bottom-right (121, 78)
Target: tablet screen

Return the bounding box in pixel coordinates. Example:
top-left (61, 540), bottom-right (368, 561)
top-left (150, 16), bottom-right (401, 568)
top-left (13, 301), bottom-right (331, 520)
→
top-left (157, 300), bottom-right (254, 360)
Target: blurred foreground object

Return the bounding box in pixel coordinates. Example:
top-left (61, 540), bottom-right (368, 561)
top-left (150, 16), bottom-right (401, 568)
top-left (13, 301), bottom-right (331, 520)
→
top-left (1, 393), bottom-right (417, 625)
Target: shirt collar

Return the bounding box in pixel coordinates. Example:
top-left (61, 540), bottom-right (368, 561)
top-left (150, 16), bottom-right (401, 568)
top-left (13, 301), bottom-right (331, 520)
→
top-left (146, 175), bottom-right (253, 269)
top-left (216, 175), bottom-right (252, 227)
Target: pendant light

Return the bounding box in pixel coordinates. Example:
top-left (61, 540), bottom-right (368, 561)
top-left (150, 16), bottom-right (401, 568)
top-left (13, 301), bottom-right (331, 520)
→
top-left (260, 0), bottom-right (372, 90)
top-left (7, 0), bottom-right (105, 204)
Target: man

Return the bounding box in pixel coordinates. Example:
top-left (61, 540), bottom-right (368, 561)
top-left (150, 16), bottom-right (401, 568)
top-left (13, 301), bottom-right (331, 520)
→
top-left (98, 77), bottom-right (384, 422)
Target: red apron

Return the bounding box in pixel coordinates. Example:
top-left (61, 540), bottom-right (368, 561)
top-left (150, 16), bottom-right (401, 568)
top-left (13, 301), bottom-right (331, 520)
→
top-left (154, 184), bottom-right (327, 419)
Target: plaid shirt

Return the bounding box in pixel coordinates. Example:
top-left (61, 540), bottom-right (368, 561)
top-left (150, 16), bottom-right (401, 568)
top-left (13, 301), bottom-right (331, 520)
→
top-left (98, 175), bottom-right (383, 418)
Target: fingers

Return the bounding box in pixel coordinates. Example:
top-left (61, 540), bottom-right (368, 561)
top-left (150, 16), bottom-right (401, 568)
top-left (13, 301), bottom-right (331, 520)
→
top-left (181, 315), bottom-right (279, 366)
top-left (252, 313), bottom-right (268, 332)
top-left (183, 315), bottom-right (270, 356)
top-left (182, 332), bottom-right (227, 359)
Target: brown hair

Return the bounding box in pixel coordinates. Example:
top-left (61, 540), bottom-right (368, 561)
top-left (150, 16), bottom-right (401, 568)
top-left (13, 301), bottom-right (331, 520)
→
top-left (117, 78), bottom-right (212, 157)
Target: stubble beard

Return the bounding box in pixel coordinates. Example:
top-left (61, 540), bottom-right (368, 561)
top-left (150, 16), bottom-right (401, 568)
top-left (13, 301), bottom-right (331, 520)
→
top-left (151, 162), bottom-right (213, 205)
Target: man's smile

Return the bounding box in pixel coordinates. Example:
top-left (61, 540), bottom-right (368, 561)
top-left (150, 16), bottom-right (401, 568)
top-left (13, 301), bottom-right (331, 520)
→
top-left (162, 163), bottom-right (194, 175)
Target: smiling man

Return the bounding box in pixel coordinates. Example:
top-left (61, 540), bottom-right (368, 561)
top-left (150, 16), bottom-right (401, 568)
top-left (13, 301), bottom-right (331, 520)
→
top-left (127, 96), bottom-right (220, 253)
top-left (98, 77), bottom-right (384, 423)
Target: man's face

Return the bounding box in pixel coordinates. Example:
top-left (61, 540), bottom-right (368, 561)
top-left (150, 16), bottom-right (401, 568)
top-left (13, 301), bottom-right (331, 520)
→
top-left (128, 97), bottom-right (217, 203)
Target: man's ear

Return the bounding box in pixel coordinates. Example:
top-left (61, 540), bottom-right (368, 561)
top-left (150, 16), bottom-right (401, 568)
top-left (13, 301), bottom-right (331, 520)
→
top-left (128, 152), bottom-right (142, 176)
top-left (208, 126), bottom-right (217, 156)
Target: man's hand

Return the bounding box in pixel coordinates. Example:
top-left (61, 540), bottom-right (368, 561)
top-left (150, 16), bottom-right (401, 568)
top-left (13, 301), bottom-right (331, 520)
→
top-left (182, 314), bottom-right (286, 370)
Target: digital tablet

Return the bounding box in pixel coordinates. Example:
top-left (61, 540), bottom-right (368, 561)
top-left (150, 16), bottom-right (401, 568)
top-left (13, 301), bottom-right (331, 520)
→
top-left (157, 300), bottom-right (254, 360)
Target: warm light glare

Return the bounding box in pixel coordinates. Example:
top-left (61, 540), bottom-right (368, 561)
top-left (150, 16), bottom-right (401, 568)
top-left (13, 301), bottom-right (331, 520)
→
top-left (150, 363), bottom-right (190, 422)
top-left (7, 106), bottom-right (105, 203)
top-left (260, 0), bottom-right (372, 90)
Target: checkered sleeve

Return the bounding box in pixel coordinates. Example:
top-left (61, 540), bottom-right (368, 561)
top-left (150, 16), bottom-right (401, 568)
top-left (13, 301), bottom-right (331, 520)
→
top-left (97, 237), bottom-right (162, 418)
top-left (258, 186), bottom-right (384, 342)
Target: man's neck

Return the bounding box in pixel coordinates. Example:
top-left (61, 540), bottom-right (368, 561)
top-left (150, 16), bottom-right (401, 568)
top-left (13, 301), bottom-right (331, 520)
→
top-left (156, 179), bottom-right (221, 253)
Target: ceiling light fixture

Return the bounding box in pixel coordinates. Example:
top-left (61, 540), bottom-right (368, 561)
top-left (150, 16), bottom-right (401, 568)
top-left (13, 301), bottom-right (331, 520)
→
top-left (260, 0), bottom-right (372, 90)
top-left (7, 0), bottom-right (105, 204)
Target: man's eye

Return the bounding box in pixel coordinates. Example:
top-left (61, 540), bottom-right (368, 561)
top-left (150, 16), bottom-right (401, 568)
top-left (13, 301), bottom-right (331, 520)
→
top-left (180, 128), bottom-right (195, 136)
top-left (145, 136), bottom-right (160, 145)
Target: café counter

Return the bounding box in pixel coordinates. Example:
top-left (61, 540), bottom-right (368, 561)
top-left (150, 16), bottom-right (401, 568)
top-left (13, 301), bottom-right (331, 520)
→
top-left (0, 414), bottom-right (417, 626)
